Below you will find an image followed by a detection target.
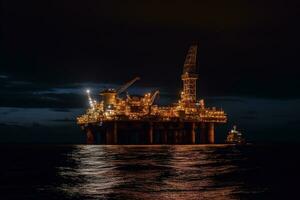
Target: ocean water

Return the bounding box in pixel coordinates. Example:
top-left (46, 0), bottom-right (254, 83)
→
top-left (0, 144), bottom-right (299, 200)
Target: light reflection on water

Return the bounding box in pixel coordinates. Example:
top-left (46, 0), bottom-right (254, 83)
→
top-left (3, 144), bottom-right (299, 199)
top-left (57, 145), bottom-right (250, 200)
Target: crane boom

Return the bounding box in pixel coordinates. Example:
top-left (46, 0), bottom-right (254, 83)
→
top-left (116, 77), bottom-right (140, 95)
top-left (150, 90), bottom-right (159, 105)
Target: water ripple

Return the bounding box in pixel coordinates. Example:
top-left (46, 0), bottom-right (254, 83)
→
top-left (55, 145), bottom-right (254, 199)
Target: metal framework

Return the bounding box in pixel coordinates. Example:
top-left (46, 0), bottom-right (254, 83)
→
top-left (181, 45), bottom-right (198, 106)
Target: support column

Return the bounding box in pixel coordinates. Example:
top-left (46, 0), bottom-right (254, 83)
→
top-left (179, 130), bottom-right (184, 144)
top-left (191, 122), bottom-right (196, 144)
top-left (200, 123), bottom-right (206, 144)
top-left (86, 127), bottom-right (95, 144)
top-left (174, 130), bottom-right (179, 144)
top-left (106, 127), bottom-right (111, 144)
top-left (106, 122), bottom-right (118, 144)
top-left (208, 123), bottom-right (215, 144)
top-left (148, 122), bottom-right (153, 144)
top-left (162, 130), bottom-right (168, 144)
top-left (113, 121), bottom-right (118, 144)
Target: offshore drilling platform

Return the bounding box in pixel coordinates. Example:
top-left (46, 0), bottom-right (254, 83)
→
top-left (77, 45), bottom-right (227, 144)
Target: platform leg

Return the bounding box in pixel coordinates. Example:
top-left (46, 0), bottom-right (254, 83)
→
top-left (208, 123), bottom-right (215, 144)
top-left (200, 123), bottom-right (206, 144)
top-left (86, 127), bottom-right (95, 144)
top-left (113, 121), bottom-right (118, 144)
top-left (174, 130), bottom-right (179, 144)
top-left (162, 130), bottom-right (168, 144)
top-left (191, 122), bottom-right (196, 144)
top-left (148, 122), bottom-right (153, 144)
top-left (106, 122), bottom-right (118, 144)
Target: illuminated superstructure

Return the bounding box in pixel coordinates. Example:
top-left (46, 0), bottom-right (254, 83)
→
top-left (77, 45), bottom-right (227, 144)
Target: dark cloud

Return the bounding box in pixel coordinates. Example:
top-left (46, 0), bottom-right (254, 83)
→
top-left (240, 115), bottom-right (258, 121)
top-left (0, 107), bottom-right (83, 126)
top-left (0, 92), bottom-right (85, 108)
top-left (0, 76), bottom-right (162, 108)
top-left (50, 108), bottom-right (72, 112)
top-left (0, 75), bottom-right (9, 79)
top-left (50, 118), bottom-right (75, 122)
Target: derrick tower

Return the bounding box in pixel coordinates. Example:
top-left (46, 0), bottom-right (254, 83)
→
top-left (181, 45), bottom-right (198, 107)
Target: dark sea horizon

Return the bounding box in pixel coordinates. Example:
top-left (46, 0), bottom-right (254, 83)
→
top-left (1, 144), bottom-right (299, 200)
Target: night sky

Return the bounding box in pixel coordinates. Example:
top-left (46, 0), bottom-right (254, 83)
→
top-left (1, 0), bottom-right (300, 143)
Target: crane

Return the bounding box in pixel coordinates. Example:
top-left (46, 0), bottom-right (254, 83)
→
top-left (145, 90), bottom-right (159, 115)
top-left (149, 90), bottom-right (159, 105)
top-left (116, 77), bottom-right (140, 95)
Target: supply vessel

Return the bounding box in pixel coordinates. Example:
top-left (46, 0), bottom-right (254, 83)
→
top-left (77, 45), bottom-right (227, 144)
top-left (226, 125), bottom-right (246, 145)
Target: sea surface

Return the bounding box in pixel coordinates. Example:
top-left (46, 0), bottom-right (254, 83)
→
top-left (0, 144), bottom-right (299, 200)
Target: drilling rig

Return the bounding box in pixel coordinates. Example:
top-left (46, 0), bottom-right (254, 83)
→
top-left (77, 45), bottom-right (227, 144)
